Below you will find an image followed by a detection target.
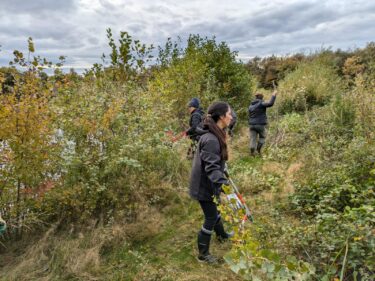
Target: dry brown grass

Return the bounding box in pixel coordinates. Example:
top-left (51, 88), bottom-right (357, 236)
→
top-left (259, 161), bottom-right (303, 203)
top-left (0, 204), bottom-right (166, 281)
top-left (229, 126), bottom-right (250, 160)
top-left (261, 162), bottom-right (284, 175)
top-left (285, 162), bottom-right (303, 193)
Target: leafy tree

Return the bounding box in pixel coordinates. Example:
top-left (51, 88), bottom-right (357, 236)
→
top-left (276, 59), bottom-right (343, 114)
top-left (97, 28), bottom-right (154, 84)
top-left (246, 54), bottom-right (306, 89)
top-left (150, 34), bottom-right (255, 126)
top-left (0, 38), bottom-right (61, 236)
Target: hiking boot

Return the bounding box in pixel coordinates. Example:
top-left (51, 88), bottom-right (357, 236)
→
top-left (186, 147), bottom-right (193, 160)
top-left (197, 231), bottom-right (219, 264)
top-left (256, 143), bottom-right (264, 155)
top-left (217, 230), bottom-right (234, 243)
top-left (250, 148), bottom-right (256, 156)
top-left (197, 253), bottom-right (219, 264)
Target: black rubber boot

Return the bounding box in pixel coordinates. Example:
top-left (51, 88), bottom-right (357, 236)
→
top-left (250, 147), bottom-right (256, 156)
top-left (186, 147), bottom-right (193, 160)
top-left (197, 231), bottom-right (218, 264)
top-left (214, 218), bottom-right (234, 243)
top-left (256, 143), bottom-right (264, 155)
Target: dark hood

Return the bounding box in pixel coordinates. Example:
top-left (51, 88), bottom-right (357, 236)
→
top-left (192, 107), bottom-right (204, 116)
top-left (251, 98), bottom-right (262, 105)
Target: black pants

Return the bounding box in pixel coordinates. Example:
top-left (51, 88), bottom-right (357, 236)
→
top-left (249, 125), bottom-right (266, 150)
top-left (199, 200), bottom-right (219, 234)
top-left (187, 140), bottom-right (198, 159)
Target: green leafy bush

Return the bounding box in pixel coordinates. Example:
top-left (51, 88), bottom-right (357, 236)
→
top-left (289, 135), bottom-right (375, 279)
top-left (277, 60), bottom-right (343, 114)
top-left (150, 35), bottom-right (256, 124)
top-left (218, 198), bottom-right (315, 281)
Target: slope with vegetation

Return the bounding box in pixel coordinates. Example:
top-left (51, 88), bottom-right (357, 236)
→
top-left (0, 32), bottom-right (374, 281)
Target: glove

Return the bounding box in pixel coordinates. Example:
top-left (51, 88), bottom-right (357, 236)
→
top-left (226, 193), bottom-right (243, 210)
top-left (221, 184), bottom-right (232, 194)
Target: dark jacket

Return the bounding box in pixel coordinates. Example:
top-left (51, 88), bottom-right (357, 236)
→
top-left (229, 106), bottom-right (237, 130)
top-left (189, 131), bottom-right (229, 201)
top-left (248, 95), bottom-right (276, 125)
top-left (186, 108), bottom-right (204, 141)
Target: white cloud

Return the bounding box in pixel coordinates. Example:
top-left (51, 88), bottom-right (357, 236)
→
top-left (0, 0), bottom-right (374, 72)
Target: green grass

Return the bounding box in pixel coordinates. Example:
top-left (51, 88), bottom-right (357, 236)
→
top-left (0, 124), bottom-right (304, 281)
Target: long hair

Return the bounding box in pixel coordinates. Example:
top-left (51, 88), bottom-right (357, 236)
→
top-left (202, 101), bottom-right (229, 161)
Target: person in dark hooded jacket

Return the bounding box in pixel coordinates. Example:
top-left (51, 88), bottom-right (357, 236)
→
top-left (248, 91), bottom-right (277, 155)
top-left (227, 106), bottom-right (237, 137)
top-left (189, 101), bottom-right (234, 264)
top-left (186, 98), bottom-right (204, 159)
top-left (186, 98), bottom-right (204, 141)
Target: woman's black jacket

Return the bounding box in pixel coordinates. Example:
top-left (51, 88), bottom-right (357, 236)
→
top-left (189, 131), bottom-right (229, 201)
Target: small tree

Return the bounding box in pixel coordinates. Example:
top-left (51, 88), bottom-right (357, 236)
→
top-left (150, 35), bottom-right (255, 126)
top-left (277, 59), bottom-right (343, 114)
top-left (0, 38), bottom-right (61, 237)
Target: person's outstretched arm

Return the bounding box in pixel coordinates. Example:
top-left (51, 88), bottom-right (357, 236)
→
top-left (262, 91), bottom-right (277, 107)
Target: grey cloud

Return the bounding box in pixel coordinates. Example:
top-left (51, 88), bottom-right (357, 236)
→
top-left (87, 37), bottom-right (100, 45)
top-left (0, 9), bottom-right (77, 42)
top-left (126, 23), bottom-right (146, 34)
top-left (193, 2), bottom-right (337, 44)
top-left (143, 4), bottom-right (175, 15)
top-left (98, 0), bottom-right (119, 11)
top-left (234, 14), bottom-right (375, 57)
top-left (0, 0), bottom-right (75, 14)
top-left (173, 1), bottom-right (375, 58)
top-left (0, 0), bottom-right (374, 71)
top-left (0, 58), bottom-right (9, 65)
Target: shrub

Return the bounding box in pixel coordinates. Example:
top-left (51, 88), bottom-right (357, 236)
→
top-left (289, 137), bottom-right (374, 279)
top-left (277, 60), bottom-right (343, 114)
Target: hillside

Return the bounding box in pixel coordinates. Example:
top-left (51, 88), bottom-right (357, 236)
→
top-left (0, 35), bottom-right (374, 281)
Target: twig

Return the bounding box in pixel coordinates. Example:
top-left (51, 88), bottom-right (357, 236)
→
top-left (340, 239), bottom-right (349, 281)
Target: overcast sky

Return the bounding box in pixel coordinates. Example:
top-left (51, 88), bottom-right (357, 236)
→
top-left (0, 0), bottom-right (374, 72)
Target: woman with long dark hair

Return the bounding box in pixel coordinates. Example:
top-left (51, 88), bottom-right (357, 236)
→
top-left (189, 101), bottom-right (233, 263)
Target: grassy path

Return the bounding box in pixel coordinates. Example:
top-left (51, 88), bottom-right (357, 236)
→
top-left (0, 128), bottom-right (301, 280)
